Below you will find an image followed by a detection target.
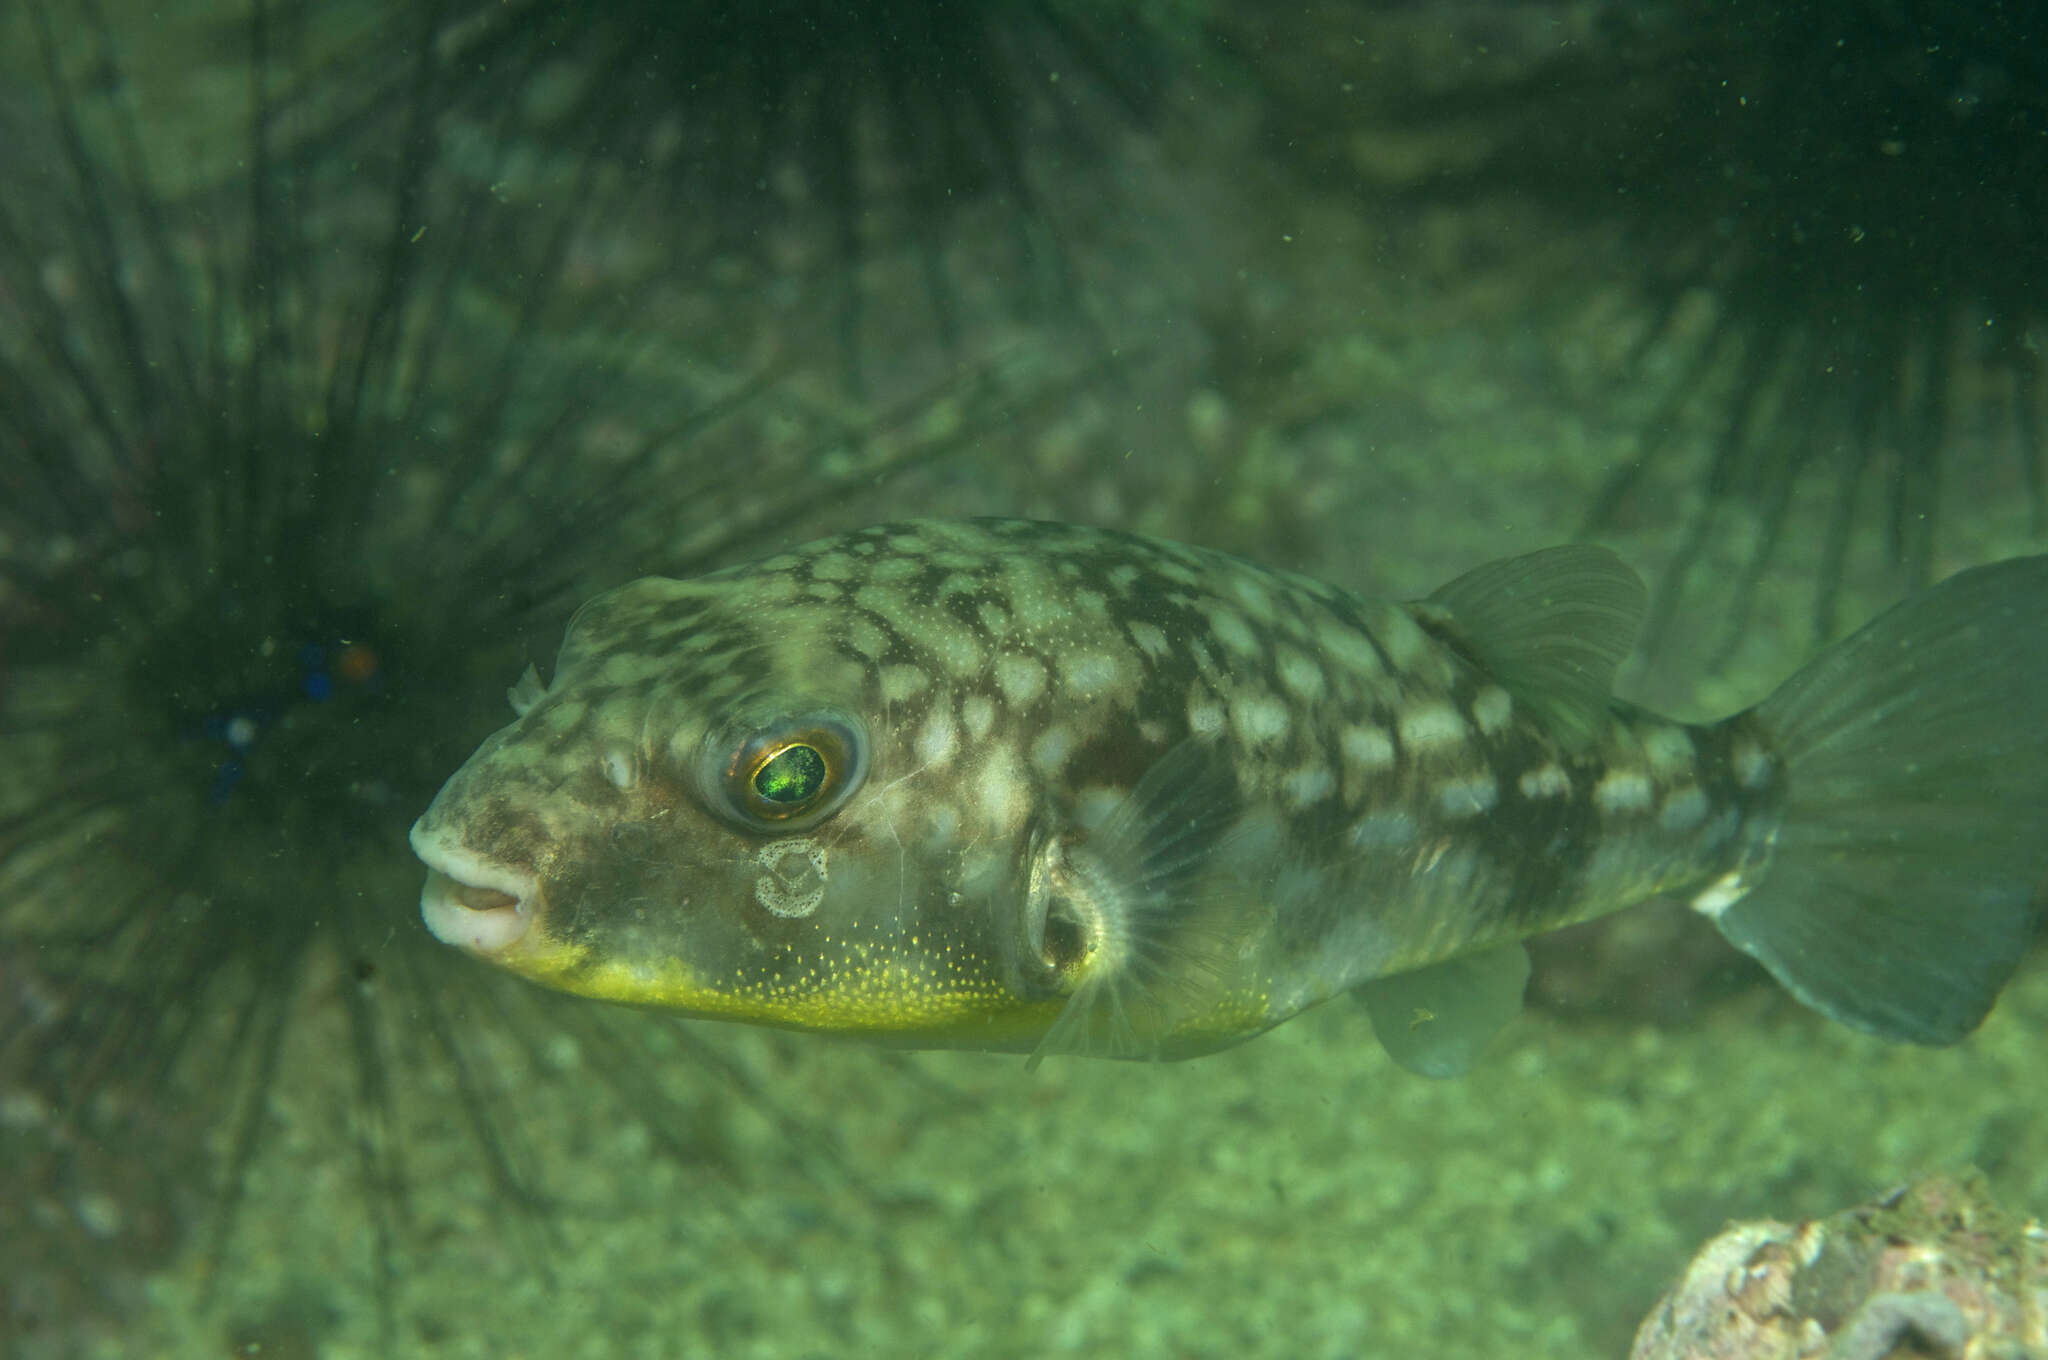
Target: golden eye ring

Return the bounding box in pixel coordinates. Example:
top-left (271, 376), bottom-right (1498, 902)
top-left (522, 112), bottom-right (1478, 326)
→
top-left (708, 710), bottom-right (868, 832)
top-left (743, 740), bottom-right (829, 817)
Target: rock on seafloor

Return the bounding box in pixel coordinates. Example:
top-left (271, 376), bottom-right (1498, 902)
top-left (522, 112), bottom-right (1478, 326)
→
top-left (1632, 1173), bottom-right (2047, 1359)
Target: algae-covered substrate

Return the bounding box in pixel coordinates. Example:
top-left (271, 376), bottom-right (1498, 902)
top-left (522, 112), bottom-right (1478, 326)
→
top-left (128, 933), bottom-right (2047, 1358)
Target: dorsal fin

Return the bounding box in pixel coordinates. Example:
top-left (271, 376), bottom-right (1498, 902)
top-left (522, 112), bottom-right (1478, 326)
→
top-left (1425, 545), bottom-right (1646, 748)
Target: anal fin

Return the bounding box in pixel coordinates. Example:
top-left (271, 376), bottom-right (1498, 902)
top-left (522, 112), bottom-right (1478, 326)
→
top-left (1356, 944), bottom-right (1531, 1078)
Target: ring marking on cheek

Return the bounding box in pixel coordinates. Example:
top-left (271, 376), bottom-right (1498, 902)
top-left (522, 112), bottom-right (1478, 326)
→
top-left (755, 837), bottom-right (830, 918)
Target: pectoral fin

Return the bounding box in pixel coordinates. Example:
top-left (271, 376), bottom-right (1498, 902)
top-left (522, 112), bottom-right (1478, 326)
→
top-left (1025, 739), bottom-right (1252, 1067)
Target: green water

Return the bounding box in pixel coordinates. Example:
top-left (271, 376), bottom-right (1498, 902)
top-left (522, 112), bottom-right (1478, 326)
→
top-left (3, 3), bottom-right (2043, 1357)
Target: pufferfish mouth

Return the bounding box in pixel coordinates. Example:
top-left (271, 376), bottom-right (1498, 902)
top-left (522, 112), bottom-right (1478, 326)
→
top-left (408, 822), bottom-right (540, 955)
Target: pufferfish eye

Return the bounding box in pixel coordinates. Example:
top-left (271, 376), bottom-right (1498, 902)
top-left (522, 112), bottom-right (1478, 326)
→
top-left (752, 743), bottom-right (826, 808)
top-left (704, 708), bottom-right (869, 832)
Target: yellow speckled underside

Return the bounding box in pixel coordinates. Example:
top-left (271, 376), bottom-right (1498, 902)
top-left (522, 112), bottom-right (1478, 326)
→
top-left (503, 936), bottom-right (1274, 1053)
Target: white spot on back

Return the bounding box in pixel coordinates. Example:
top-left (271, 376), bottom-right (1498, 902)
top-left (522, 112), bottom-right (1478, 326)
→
top-left (1377, 608), bottom-right (1430, 672)
top-left (1594, 769), bottom-right (1654, 815)
top-left (995, 653), bottom-right (1047, 706)
top-left (1398, 702), bottom-right (1467, 753)
top-left (1341, 725), bottom-right (1396, 770)
top-left (976, 749), bottom-right (1030, 834)
top-left (1281, 766), bottom-right (1335, 809)
top-left (1643, 725), bottom-right (1697, 776)
top-left (1188, 700), bottom-right (1226, 737)
top-left (1031, 724), bottom-right (1075, 776)
top-left (1518, 764), bottom-right (1570, 799)
top-left (748, 573), bottom-right (801, 605)
top-left (1207, 607), bottom-right (1261, 657)
top-left (1005, 559), bottom-right (1066, 630)
top-left (915, 707), bottom-right (958, 769)
top-left (1437, 774), bottom-right (1499, 819)
top-left (1471, 686), bottom-right (1513, 736)
top-left (596, 641), bottom-right (672, 684)
top-left (846, 616), bottom-right (889, 660)
top-left (1318, 625), bottom-right (1386, 679)
top-left (1062, 651), bottom-right (1123, 699)
top-left (1127, 621), bottom-right (1171, 659)
top-left (1229, 574), bottom-right (1276, 621)
top-left (882, 665), bottom-right (930, 702)
top-left (961, 693), bottom-right (996, 741)
top-left (1276, 649), bottom-right (1326, 701)
top-left (934, 627), bottom-right (984, 678)
top-left (869, 557), bottom-right (923, 585)
top-left (1231, 694), bottom-right (1292, 747)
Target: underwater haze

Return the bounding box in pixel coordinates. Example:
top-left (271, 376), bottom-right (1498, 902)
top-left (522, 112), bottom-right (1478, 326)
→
top-left (3, 2), bottom-right (2044, 1358)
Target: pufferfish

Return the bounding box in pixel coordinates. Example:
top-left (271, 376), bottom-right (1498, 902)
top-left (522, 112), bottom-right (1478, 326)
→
top-left (410, 520), bottom-right (2048, 1076)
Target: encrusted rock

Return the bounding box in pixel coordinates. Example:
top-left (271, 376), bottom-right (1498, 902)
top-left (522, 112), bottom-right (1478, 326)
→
top-left (1632, 1173), bottom-right (2048, 1360)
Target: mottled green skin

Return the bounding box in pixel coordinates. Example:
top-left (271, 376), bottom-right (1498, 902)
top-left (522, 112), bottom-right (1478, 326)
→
top-left (411, 519), bottom-right (1783, 1058)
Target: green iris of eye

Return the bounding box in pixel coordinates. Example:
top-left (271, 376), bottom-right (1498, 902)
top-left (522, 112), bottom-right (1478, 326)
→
top-left (753, 744), bottom-right (827, 806)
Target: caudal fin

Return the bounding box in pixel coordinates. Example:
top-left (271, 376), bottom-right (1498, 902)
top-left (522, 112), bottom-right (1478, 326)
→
top-left (1707, 555), bottom-right (2048, 1044)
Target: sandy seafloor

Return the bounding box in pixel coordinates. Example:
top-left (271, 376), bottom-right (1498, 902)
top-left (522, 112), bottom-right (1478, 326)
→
top-left (8, 2), bottom-right (2047, 1356)
top-left (135, 947), bottom-right (2048, 1360)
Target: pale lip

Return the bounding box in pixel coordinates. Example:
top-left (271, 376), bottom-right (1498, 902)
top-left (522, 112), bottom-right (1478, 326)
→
top-left (409, 821), bottom-right (538, 955)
